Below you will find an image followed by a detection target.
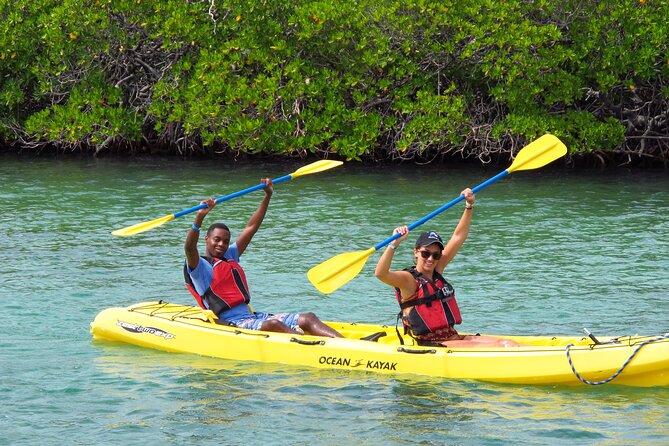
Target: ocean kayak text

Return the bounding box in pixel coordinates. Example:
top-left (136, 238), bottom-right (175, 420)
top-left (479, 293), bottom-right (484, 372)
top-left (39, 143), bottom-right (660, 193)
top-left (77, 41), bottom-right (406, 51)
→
top-left (319, 356), bottom-right (397, 371)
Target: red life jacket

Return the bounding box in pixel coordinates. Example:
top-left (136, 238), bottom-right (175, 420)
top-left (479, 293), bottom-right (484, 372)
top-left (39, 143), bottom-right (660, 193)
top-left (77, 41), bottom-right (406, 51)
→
top-left (395, 267), bottom-right (462, 337)
top-left (184, 256), bottom-right (251, 316)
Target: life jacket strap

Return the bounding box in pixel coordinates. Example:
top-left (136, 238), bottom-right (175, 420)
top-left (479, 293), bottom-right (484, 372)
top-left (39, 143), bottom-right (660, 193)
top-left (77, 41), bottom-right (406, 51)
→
top-left (395, 312), bottom-right (405, 346)
top-left (398, 290), bottom-right (444, 310)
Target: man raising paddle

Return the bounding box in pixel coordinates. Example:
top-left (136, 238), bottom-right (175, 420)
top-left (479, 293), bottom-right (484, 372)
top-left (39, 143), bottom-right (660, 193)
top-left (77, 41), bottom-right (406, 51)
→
top-left (184, 178), bottom-right (342, 338)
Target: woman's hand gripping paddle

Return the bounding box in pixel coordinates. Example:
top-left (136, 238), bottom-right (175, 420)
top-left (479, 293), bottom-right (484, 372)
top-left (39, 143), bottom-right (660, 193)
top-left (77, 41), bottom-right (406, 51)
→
top-left (112, 160), bottom-right (343, 236)
top-left (307, 134), bottom-right (567, 294)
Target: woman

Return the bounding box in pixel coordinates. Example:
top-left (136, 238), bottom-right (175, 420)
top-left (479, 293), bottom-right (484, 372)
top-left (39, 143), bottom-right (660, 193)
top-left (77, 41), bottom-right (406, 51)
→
top-left (374, 188), bottom-right (521, 347)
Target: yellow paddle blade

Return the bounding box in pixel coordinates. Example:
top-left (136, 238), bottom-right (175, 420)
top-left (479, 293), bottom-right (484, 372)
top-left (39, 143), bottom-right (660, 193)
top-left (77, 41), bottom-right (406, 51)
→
top-left (307, 247), bottom-right (377, 294)
top-left (290, 160), bottom-right (343, 178)
top-left (111, 214), bottom-right (175, 237)
top-left (507, 134), bottom-right (567, 173)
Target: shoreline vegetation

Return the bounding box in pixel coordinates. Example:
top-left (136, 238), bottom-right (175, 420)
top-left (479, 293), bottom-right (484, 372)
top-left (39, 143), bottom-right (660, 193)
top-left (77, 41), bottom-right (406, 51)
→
top-left (1, 1), bottom-right (667, 167)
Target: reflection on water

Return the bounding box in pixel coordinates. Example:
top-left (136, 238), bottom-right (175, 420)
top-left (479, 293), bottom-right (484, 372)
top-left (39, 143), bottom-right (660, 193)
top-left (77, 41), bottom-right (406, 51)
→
top-left (92, 340), bottom-right (669, 444)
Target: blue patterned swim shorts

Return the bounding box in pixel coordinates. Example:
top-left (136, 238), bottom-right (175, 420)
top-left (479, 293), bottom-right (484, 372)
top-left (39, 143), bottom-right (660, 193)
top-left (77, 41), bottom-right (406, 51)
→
top-left (230, 312), bottom-right (303, 333)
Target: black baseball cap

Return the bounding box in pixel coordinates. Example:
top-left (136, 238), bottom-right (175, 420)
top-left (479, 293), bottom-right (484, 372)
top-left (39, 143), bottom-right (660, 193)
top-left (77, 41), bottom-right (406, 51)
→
top-left (415, 231), bottom-right (444, 250)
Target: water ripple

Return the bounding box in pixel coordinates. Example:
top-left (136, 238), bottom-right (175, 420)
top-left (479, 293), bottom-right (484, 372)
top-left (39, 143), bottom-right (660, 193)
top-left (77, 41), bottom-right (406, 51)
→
top-left (2, 158), bottom-right (669, 445)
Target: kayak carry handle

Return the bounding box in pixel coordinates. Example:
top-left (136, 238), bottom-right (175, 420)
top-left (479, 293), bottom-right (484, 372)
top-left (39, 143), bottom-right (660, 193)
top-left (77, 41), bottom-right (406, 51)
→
top-left (397, 347), bottom-right (437, 354)
top-left (290, 338), bottom-right (326, 346)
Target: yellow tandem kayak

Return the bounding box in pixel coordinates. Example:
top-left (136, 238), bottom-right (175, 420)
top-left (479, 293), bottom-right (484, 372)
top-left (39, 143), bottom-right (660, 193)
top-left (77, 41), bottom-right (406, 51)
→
top-left (90, 301), bottom-right (669, 387)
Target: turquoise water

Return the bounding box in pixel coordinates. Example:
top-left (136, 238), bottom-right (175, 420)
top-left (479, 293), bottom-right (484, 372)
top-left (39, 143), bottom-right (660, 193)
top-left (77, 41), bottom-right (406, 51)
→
top-left (1, 155), bottom-right (668, 445)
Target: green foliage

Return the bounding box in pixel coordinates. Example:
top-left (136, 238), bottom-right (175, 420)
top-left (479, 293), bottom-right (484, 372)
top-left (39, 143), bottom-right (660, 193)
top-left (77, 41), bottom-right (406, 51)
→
top-left (1, 0), bottom-right (667, 161)
top-left (24, 70), bottom-right (141, 145)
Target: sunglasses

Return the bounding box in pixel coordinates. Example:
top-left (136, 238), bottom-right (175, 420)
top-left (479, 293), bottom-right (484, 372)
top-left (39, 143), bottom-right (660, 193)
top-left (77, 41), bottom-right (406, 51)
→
top-left (418, 250), bottom-right (442, 260)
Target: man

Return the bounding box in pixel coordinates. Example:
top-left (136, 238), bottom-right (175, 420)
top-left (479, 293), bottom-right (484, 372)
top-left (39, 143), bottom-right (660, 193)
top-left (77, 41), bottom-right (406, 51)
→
top-left (184, 178), bottom-right (342, 338)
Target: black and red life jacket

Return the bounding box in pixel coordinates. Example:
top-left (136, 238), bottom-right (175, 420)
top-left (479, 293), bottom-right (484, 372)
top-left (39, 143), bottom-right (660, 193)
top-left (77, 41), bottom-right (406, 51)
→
top-left (395, 267), bottom-right (462, 337)
top-left (184, 256), bottom-right (251, 316)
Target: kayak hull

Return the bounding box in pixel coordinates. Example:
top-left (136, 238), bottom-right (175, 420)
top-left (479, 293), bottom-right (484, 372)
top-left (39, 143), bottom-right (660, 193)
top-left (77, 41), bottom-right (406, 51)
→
top-left (90, 301), bottom-right (669, 387)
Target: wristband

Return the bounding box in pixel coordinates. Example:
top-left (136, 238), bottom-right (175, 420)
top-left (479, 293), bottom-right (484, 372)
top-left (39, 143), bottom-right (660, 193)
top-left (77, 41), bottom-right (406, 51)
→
top-left (465, 202), bottom-right (474, 209)
top-left (191, 223), bottom-right (201, 231)
top-left (388, 244), bottom-right (397, 250)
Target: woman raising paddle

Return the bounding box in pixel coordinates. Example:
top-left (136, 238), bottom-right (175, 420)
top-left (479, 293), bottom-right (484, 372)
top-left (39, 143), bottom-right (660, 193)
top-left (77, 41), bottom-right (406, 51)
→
top-left (375, 188), bottom-right (521, 348)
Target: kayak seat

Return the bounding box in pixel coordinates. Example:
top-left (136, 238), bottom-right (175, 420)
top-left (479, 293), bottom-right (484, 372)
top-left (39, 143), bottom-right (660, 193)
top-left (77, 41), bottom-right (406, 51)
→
top-left (360, 331), bottom-right (387, 342)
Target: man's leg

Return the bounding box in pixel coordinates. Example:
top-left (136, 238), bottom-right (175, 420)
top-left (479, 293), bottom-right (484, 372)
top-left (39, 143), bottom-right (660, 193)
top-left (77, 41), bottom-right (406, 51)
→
top-left (260, 318), bottom-right (302, 334)
top-left (297, 312), bottom-right (343, 338)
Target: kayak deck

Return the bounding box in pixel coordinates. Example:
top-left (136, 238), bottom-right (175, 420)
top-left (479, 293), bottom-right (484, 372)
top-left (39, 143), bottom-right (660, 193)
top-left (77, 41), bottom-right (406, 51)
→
top-left (90, 301), bottom-right (669, 387)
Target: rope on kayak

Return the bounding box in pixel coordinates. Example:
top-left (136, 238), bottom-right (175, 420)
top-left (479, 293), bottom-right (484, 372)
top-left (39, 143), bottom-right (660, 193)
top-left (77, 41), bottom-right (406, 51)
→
top-left (566, 334), bottom-right (669, 385)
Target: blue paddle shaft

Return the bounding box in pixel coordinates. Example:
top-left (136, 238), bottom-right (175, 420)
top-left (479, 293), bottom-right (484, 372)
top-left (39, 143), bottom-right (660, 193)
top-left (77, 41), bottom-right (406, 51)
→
top-left (173, 174), bottom-right (292, 218)
top-left (373, 170), bottom-right (510, 250)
